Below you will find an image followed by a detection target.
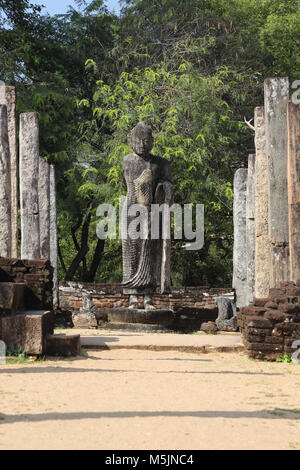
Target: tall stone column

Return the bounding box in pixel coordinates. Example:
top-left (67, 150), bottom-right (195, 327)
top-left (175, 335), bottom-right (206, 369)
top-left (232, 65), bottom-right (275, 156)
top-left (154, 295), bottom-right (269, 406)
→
top-left (264, 78), bottom-right (290, 288)
top-left (287, 102), bottom-right (300, 282)
top-left (50, 165), bottom-right (59, 308)
top-left (246, 154), bottom-right (255, 305)
top-left (0, 86), bottom-right (18, 258)
top-left (233, 168), bottom-right (248, 308)
top-left (254, 107), bottom-right (270, 298)
top-left (19, 113), bottom-right (40, 260)
top-left (38, 157), bottom-right (50, 259)
top-left (0, 105), bottom-right (11, 257)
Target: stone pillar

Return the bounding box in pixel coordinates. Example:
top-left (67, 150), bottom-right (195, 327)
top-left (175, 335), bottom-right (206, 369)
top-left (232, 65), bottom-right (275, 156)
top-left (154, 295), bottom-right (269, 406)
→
top-left (0, 105), bottom-right (11, 257)
top-left (246, 154), bottom-right (255, 305)
top-left (264, 78), bottom-right (290, 288)
top-left (233, 168), bottom-right (248, 308)
top-left (19, 113), bottom-right (40, 260)
top-left (287, 102), bottom-right (300, 282)
top-left (50, 165), bottom-right (59, 308)
top-left (38, 157), bottom-right (50, 259)
top-left (0, 86), bottom-right (18, 258)
top-left (254, 107), bottom-right (270, 298)
top-left (215, 297), bottom-right (237, 332)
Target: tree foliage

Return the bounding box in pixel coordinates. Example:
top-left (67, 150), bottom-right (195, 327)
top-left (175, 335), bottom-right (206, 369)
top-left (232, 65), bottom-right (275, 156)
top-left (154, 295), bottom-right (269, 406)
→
top-left (0, 0), bottom-right (299, 285)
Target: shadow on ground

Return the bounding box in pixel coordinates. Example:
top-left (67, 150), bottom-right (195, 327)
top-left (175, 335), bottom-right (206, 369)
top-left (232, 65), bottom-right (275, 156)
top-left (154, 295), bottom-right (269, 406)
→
top-left (0, 366), bottom-right (282, 376)
top-left (0, 409), bottom-right (299, 424)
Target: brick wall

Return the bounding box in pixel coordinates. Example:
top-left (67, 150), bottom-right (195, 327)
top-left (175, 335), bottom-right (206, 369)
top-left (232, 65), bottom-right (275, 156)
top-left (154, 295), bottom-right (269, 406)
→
top-left (238, 281), bottom-right (300, 360)
top-left (59, 281), bottom-right (234, 329)
top-left (0, 257), bottom-right (53, 311)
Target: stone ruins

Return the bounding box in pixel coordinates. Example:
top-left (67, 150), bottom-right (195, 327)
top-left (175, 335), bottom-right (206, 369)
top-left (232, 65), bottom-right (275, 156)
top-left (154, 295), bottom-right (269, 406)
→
top-left (0, 85), bottom-right (79, 356)
top-left (234, 77), bottom-right (300, 359)
top-left (0, 78), bottom-right (299, 361)
top-left (0, 93), bottom-right (59, 304)
top-left (0, 87), bottom-right (18, 259)
top-left (233, 77), bottom-right (300, 305)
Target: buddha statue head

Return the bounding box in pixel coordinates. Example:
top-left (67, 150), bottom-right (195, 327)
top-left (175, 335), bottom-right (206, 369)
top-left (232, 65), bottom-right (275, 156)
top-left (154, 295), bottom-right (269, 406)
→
top-left (129, 122), bottom-right (154, 157)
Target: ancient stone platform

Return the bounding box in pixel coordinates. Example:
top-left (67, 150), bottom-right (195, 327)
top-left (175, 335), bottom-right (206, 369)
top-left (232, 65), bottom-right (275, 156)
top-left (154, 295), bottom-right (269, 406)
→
top-left (0, 257), bottom-right (80, 357)
top-left (61, 328), bottom-right (244, 353)
top-left (108, 307), bottom-right (175, 327)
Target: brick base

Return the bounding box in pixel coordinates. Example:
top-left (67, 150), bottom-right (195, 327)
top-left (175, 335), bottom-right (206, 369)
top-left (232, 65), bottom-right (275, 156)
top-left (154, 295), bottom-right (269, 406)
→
top-left (238, 281), bottom-right (300, 360)
top-left (0, 257), bottom-right (53, 310)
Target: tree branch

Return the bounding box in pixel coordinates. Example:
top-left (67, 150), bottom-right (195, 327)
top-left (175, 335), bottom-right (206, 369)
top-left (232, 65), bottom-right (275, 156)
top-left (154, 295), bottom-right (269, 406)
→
top-left (87, 239), bottom-right (106, 282)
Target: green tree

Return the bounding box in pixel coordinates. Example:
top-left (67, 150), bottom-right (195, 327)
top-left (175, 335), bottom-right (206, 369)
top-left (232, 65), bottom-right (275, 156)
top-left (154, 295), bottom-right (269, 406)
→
top-left (0, 0), bottom-right (118, 281)
top-left (82, 62), bottom-right (255, 286)
top-left (1, 0), bottom-right (298, 284)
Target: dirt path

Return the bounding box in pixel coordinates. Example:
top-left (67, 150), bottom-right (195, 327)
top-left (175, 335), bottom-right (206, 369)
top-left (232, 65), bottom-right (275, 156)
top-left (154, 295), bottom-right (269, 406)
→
top-left (0, 350), bottom-right (300, 450)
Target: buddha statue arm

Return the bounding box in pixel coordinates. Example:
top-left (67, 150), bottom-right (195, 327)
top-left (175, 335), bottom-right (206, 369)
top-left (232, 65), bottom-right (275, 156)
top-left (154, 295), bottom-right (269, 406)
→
top-left (155, 161), bottom-right (174, 206)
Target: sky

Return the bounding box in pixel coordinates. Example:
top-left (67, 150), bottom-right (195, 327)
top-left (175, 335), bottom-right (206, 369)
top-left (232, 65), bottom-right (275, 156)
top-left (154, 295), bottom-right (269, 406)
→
top-left (33, 0), bottom-right (121, 15)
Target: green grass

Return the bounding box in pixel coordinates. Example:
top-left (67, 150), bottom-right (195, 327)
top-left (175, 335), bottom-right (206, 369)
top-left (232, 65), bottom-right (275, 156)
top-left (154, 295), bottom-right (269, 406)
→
top-left (276, 353), bottom-right (293, 363)
top-left (5, 348), bottom-right (46, 365)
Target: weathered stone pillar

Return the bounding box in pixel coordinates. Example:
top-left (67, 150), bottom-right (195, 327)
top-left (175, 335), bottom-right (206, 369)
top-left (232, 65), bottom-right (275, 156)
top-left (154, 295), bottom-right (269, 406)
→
top-left (0, 105), bottom-right (11, 257)
top-left (19, 113), bottom-right (40, 259)
top-left (264, 78), bottom-right (290, 288)
top-left (50, 165), bottom-right (59, 308)
top-left (287, 102), bottom-right (300, 282)
top-left (233, 168), bottom-right (248, 308)
top-left (246, 154), bottom-right (255, 305)
top-left (215, 297), bottom-right (237, 332)
top-left (254, 107), bottom-right (270, 298)
top-left (0, 86), bottom-right (18, 258)
top-left (38, 157), bottom-right (50, 259)
top-left (254, 107), bottom-right (271, 298)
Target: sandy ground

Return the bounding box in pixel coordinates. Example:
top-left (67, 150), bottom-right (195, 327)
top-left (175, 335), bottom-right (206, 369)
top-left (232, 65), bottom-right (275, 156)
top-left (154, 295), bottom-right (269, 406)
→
top-left (0, 350), bottom-right (300, 450)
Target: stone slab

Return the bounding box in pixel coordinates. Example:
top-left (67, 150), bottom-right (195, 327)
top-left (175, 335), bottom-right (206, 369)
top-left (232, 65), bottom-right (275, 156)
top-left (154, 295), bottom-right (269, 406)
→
top-left (108, 307), bottom-right (175, 326)
top-left (45, 334), bottom-right (80, 357)
top-left (64, 328), bottom-right (244, 353)
top-left (100, 322), bottom-right (173, 333)
top-left (1, 310), bottom-right (54, 355)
